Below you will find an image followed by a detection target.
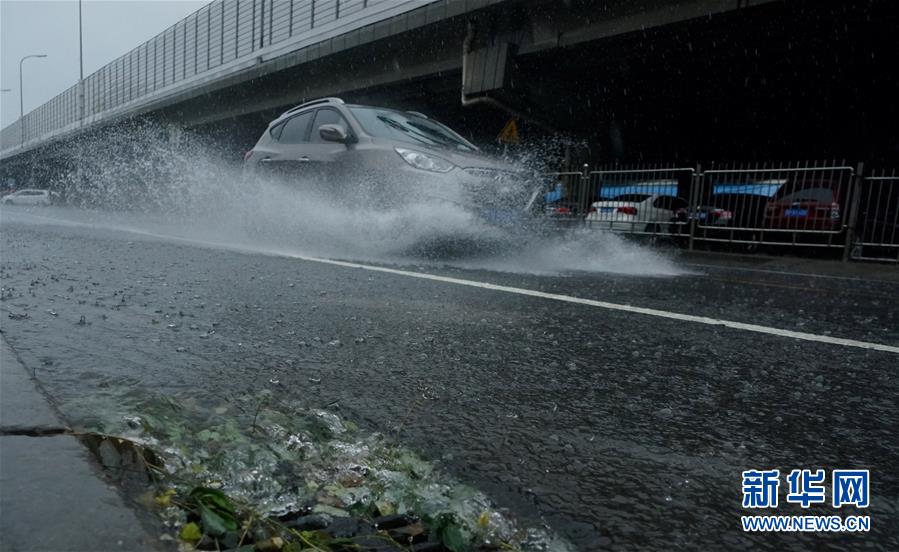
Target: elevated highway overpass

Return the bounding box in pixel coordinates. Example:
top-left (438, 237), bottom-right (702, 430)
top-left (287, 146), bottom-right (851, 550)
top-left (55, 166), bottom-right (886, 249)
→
top-left (1, 0), bottom-right (896, 184)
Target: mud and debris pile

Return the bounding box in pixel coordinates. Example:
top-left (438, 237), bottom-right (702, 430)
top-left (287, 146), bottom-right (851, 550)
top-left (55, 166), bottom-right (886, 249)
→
top-left (75, 392), bottom-right (572, 552)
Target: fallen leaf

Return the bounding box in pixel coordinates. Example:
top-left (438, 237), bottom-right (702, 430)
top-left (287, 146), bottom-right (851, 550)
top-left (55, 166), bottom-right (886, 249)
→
top-left (178, 522), bottom-right (202, 542)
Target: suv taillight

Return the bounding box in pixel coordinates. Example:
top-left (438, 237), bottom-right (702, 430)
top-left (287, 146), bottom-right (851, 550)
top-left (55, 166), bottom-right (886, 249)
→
top-left (830, 202), bottom-right (840, 220)
top-left (244, 150), bottom-right (254, 161)
top-left (617, 206), bottom-right (637, 215)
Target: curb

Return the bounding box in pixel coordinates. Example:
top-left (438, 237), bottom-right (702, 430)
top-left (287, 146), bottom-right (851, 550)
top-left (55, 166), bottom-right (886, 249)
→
top-left (0, 337), bottom-right (164, 551)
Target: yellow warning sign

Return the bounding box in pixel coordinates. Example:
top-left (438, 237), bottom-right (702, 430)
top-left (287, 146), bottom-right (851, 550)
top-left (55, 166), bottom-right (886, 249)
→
top-left (497, 118), bottom-right (520, 144)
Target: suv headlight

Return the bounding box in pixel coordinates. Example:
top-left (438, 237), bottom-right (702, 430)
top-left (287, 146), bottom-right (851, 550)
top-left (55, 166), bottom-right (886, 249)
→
top-left (395, 147), bottom-right (455, 173)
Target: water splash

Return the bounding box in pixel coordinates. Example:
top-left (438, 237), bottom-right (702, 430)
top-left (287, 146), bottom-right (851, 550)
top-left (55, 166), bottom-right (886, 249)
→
top-left (41, 121), bottom-right (684, 277)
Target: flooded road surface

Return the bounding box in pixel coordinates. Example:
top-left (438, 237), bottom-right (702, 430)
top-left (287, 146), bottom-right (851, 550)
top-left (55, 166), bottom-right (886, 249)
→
top-left (1, 206), bottom-right (897, 550)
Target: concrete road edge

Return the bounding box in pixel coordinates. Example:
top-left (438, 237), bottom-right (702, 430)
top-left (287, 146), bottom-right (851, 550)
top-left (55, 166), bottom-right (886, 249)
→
top-left (0, 337), bottom-right (164, 551)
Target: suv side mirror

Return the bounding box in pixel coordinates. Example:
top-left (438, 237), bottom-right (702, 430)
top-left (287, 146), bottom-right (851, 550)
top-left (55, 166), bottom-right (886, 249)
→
top-left (319, 124), bottom-right (349, 144)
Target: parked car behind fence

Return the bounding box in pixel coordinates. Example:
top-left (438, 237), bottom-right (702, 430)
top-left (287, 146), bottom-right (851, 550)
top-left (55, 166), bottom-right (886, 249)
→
top-left (586, 192), bottom-right (688, 233)
top-left (762, 179), bottom-right (843, 232)
top-left (541, 163), bottom-right (898, 261)
top-left (0, 189), bottom-right (56, 206)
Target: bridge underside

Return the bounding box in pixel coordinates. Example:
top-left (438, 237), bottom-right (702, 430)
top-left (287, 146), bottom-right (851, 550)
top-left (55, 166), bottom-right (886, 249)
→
top-left (3, 0), bottom-right (896, 187)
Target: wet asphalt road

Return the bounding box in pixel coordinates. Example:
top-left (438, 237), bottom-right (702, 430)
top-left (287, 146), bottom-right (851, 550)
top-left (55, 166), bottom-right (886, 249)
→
top-left (1, 207), bottom-right (898, 551)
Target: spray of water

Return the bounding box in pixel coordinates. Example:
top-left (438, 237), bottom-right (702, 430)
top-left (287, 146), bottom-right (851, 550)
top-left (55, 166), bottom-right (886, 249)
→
top-left (45, 121), bottom-right (684, 277)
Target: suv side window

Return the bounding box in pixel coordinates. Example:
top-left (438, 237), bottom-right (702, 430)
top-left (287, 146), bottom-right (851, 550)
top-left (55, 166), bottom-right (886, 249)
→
top-left (278, 111), bottom-right (314, 144)
top-left (310, 108), bottom-right (348, 143)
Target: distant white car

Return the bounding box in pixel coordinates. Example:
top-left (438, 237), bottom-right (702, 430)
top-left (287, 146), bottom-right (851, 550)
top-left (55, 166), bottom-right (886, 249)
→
top-left (586, 193), bottom-right (687, 232)
top-left (1, 189), bottom-right (55, 206)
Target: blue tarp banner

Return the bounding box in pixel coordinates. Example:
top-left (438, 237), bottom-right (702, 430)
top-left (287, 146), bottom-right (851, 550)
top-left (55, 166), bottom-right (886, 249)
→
top-left (598, 181), bottom-right (679, 199)
top-left (712, 182), bottom-right (783, 197)
top-left (543, 186), bottom-right (563, 203)
top-left (543, 180), bottom-right (784, 203)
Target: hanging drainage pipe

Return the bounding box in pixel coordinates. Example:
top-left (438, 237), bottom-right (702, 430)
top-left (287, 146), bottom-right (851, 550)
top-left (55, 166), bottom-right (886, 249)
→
top-left (460, 21), bottom-right (557, 134)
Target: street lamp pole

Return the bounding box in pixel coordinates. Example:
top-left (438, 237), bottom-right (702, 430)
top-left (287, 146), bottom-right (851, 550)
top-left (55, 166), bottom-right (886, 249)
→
top-left (77, 0), bottom-right (86, 124)
top-left (1, 89), bottom-right (10, 149)
top-left (79, 0), bottom-right (84, 81)
top-left (19, 54), bottom-right (48, 146)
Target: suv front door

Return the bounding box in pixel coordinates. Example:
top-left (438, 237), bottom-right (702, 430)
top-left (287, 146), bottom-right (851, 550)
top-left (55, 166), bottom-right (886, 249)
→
top-left (304, 108), bottom-right (353, 185)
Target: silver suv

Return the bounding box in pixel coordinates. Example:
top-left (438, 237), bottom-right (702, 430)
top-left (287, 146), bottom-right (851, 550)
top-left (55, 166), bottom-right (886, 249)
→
top-left (244, 98), bottom-right (541, 224)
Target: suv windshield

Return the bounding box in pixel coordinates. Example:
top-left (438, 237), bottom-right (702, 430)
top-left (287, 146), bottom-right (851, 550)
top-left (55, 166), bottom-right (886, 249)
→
top-left (348, 106), bottom-right (477, 152)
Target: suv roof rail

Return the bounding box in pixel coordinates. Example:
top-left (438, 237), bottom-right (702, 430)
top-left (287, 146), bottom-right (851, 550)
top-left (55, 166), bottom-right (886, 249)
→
top-left (406, 111), bottom-right (429, 119)
top-left (280, 97), bottom-right (344, 118)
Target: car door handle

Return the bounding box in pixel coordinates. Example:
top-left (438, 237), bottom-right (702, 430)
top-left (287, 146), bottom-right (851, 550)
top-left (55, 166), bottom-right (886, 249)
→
top-left (297, 156), bottom-right (310, 162)
top-left (260, 157), bottom-right (274, 163)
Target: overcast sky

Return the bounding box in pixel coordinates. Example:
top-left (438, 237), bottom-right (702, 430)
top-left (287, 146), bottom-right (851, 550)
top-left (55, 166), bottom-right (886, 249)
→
top-left (1, 0), bottom-right (209, 128)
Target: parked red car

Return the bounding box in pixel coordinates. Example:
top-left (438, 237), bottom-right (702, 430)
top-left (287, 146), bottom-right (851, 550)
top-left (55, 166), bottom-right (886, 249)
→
top-left (763, 180), bottom-right (843, 231)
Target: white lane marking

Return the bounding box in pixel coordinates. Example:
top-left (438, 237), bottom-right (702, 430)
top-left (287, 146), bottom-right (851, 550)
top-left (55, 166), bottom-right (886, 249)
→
top-left (6, 210), bottom-right (899, 354)
top-left (686, 262), bottom-right (899, 285)
top-left (285, 256), bottom-right (899, 355)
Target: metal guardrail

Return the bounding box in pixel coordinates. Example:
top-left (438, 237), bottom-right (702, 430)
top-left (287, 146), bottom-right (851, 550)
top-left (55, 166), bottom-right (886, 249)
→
top-left (543, 166), bottom-right (695, 235)
top-left (1, 0), bottom-right (434, 153)
top-left (852, 170), bottom-right (899, 262)
top-left (544, 162), bottom-right (899, 262)
top-left (541, 170), bottom-right (588, 227)
top-left (696, 164), bottom-right (856, 250)
top-left (583, 167), bottom-right (695, 237)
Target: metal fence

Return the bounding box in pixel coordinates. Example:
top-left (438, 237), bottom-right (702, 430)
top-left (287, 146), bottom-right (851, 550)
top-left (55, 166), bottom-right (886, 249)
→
top-left (1, 0), bottom-right (434, 153)
top-left (584, 166), bottom-right (695, 237)
top-left (541, 169), bottom-right (588, 227)
top-left (851, 169), bottom-right (899, 262)
top-left (696, 163), bottom-right (856, 250)
top-left (545, 162), bottom-right (899, 262)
